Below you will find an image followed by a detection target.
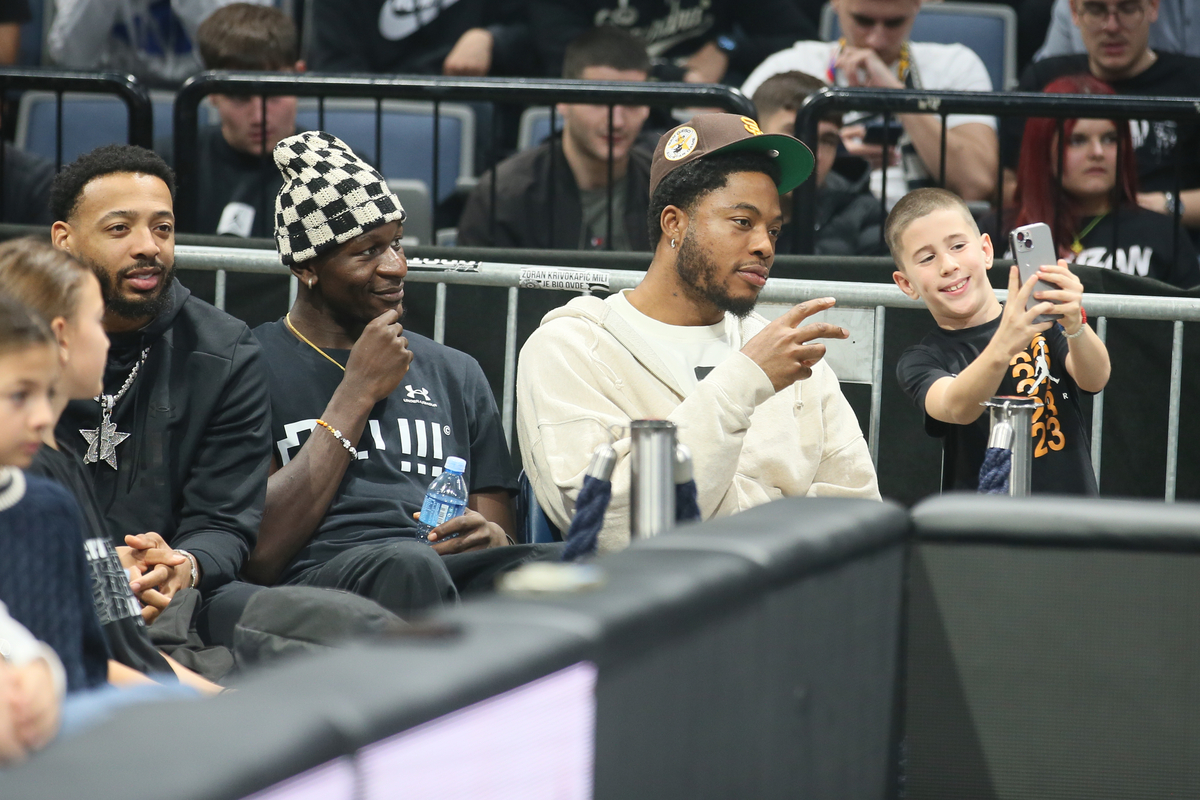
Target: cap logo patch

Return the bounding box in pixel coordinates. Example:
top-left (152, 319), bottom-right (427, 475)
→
top-left (664, 127), bottom-right (698, 161)
top-left (741, 117), bottom-right (764, 136)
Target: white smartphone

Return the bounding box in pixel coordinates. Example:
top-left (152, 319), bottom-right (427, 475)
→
top-left (1009, 222), bottom-right (1062, 323)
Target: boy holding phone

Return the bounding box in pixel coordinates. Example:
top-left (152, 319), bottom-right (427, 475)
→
top-left (887, 188), bottom-right (1110, 494)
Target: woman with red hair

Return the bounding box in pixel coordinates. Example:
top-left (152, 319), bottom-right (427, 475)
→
top-left (1012, 74), bottom-right (1198, 288)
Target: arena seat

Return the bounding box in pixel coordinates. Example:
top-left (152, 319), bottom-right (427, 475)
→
top-left (821, 1), bottom-right (1017, 90)
top-left (517, 469), bottom-right (562, 544)
top-left (386, 178), bottom-right (432, 247)
top-left (293, 99), bottom-right (474, 204)
top-left (517, 106), bottom-right (563, 151)
top-left (905, 493), bottom-right (1200, 800)
top-left (15, 90), bottom-right (175, 165)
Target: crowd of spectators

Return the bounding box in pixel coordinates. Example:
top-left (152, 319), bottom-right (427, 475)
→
top-left (0, 0), bottom-right (1197, 767)
top-left (1, 0), bottom-right (1192, 283)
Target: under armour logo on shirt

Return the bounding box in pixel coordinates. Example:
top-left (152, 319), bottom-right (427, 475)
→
top-left (403, 385), bottom-right (437, 407)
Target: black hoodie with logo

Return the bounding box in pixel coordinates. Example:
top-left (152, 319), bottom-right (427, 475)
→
top-left (56, 280), bottom-right (271, 595)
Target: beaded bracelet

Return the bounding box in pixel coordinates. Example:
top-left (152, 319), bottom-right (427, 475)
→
top-left (316, 419), bottom-right (358, 459)
top-left (1065, 307), bottom-right (1088, 340)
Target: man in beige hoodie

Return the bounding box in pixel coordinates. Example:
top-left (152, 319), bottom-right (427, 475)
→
top-left (517, 113), bottom-right (881, 552)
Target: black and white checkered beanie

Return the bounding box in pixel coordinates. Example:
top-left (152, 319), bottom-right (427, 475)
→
top-left (273, 131), bottom-right (406, 265)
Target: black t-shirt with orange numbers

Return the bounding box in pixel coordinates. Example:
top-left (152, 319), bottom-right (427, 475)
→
top-left (897, 311), bottom-right (1098, 495)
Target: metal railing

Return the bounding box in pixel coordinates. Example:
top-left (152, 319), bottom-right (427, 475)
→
top-left (0, 67), bottom-right (154, 157)
top-left (0, 68), bottom-right (152, 220)
top-left (793, 88), bottom-right (1200, 261)
top-left (173, 244), bottom-right (1200, 501)
top-left (173, 71), bottom-right (756, 235)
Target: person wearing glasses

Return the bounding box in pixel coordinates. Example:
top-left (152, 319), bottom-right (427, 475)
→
top-left (1036, 0), bottom-right (1199, 60)
top-left (1001, 0), bottom-right (1200, 240)
top-left (741, 0), bottom-right (999, 206)
top-left (1006, 74), bottom-right (1198, 288)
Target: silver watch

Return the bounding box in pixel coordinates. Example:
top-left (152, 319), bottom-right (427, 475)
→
top-left (1164, 191), bottom-right (1186, 215)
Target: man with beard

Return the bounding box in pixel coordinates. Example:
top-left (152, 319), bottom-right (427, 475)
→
top-left (49, 144), bottom-right (271, 630)
top-left (516, 114), bottom-right (880, 552)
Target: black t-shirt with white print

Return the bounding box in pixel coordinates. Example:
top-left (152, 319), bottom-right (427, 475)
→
top-left (1070, 208), bottom-right (1200, 289)
top-left (253, 319), bottom-right (516, 583)
top-left (896, 312), bottom-right (1097, 495)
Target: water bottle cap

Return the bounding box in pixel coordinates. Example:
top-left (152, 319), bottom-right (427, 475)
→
top-left (444, 456), bottom-right (466, 473)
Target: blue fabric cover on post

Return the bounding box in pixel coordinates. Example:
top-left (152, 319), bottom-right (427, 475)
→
top-left (977, 447), bottom-right (1012, 494)
top-left (560, 475), bottom-right (612, 562)
top-left (675, 480), bottom-right (701, 523)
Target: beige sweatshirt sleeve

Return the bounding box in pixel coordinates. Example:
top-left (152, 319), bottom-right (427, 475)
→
top-left (803, 363), bottom-right (882, 500)
top-left (517, 317), bottom-right (775, 552)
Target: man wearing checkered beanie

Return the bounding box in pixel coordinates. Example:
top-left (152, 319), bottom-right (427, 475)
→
top-left (246, 131), bottom-right (559, 615)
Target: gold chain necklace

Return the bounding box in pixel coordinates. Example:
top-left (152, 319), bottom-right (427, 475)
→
top-left (285, 312), bottom-right (345, 372)
top-left (1071, 212), bottom-right (1108, 255)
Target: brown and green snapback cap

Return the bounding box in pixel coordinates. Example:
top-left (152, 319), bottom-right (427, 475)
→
top-left (649, 112), bottom-right (815, 198)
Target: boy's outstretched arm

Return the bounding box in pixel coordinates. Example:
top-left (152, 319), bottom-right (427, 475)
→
top-left (925, 267), bottom-right (1055, 425)
top-left (1035, 260), bottom-right (1111, 394)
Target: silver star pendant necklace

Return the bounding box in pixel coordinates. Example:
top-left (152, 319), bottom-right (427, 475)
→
top-left (80, 347), bottom-right (150, 470)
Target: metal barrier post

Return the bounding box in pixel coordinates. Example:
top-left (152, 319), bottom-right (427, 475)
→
top-left (1090, 316), bottom-right (1107, 486)
top-left (1165, 320), bottom-right (1184, 501)
top-left (630, 420), bottom-right (676, 539)
top-left (502, 286), bottom-right (519, 447)
top-left (434, 282), bottom-right (447, 344)
top-left (985, 396), bottom-right (1040, 497)
top-left (869, 304), bottom-right (886, 467)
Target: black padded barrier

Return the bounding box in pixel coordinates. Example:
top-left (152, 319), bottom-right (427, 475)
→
top-left (453, 497), bottom-right (909, 799)
top-left (905, 493), bottom-right (1200, 800)
top-left (0, 618), bottom-right (592, 800)
top-left (0, 496), bottom-right (906, 800)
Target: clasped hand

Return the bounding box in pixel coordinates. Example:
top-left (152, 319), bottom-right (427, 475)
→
top-left (117, 532), bottom-right (190, 623)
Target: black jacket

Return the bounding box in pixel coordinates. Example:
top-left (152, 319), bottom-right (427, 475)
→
top-left (57, 280), bottom-right (271, 594)
top-left (456, 135), bottom-right (654, 251)
top-left (2, 145), bottom-right (53, 225)
top-left (778, 157), bottom-right (887, 256)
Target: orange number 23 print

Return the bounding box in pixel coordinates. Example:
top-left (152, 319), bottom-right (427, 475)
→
top-left (1011, 333), bottom-right (1065, 457)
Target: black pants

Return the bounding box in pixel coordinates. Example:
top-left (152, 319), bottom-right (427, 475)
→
top-left (288, 540), bottom-right (561, 618)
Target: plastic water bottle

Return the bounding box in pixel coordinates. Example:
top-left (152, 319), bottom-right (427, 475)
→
top-left (416, 456), bottom-right (468, 543)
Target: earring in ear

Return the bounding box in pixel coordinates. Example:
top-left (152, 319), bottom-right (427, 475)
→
top-left (670, 238), bottom-right (676, 249)
top-left (308, 277), bottom-right (314, 289)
